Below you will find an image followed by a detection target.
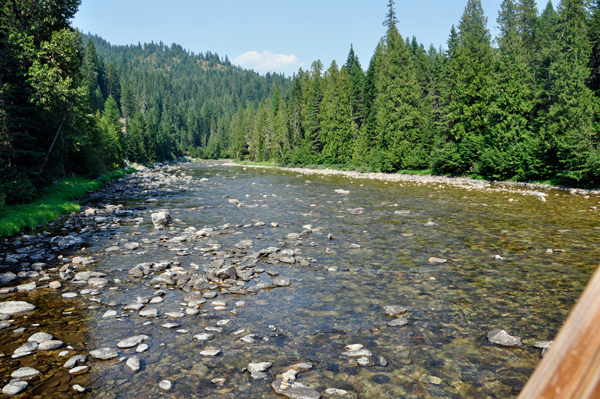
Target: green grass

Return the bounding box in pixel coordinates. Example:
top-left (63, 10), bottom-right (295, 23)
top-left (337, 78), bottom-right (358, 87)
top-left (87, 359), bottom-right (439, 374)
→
top-left (396, 169), bottom-right (435, 176)
top-left (0, 168), bottom-right (135, 237)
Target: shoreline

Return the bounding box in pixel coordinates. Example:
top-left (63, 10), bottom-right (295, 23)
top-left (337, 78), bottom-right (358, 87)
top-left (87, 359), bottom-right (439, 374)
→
top-left (222, 160), bottom-right (600, 199)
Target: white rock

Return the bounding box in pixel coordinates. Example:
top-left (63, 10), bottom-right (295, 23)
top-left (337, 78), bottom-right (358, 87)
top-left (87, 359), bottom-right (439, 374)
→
top-left (159, 380), bottom-right (172, 390)
top-left (28, 332), bottom-right (53, 343)
top-left (0, 301), bottom-right (36, 315)
top-left (126, 356), bottom-right (141, 372)
top-left (11, 367), bottom-right (39, 379)
top-left (2, 381), bottom-right (28, 396)
top-left (117, 335), bottom-right (150, 349)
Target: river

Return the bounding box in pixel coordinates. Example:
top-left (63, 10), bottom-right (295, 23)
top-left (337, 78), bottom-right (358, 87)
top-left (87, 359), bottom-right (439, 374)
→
top-left (1, 161), bottom-right (599, 399)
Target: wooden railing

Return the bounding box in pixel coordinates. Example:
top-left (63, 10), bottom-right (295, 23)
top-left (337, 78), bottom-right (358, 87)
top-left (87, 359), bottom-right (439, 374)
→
top-left (519, 264), bottom-right (600, 398)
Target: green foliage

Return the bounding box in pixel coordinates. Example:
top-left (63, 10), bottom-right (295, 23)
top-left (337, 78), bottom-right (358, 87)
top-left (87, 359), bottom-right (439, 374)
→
top-left (0, 169), bottom-right (133, 237)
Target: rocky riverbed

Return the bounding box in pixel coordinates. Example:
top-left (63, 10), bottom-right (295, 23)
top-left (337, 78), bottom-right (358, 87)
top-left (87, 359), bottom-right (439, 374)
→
top-left (0, 160), bottom-right (599, 398)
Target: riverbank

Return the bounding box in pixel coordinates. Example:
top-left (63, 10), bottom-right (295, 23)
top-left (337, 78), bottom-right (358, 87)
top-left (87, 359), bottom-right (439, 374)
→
top-left (227, 160), bottom-right (600, 198)
top-left (0, 169), bottom-right (135, 237)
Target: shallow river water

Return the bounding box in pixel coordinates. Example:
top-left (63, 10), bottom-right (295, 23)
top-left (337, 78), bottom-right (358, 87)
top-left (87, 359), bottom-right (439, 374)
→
top-left (2, 161), bottom-right (600, 399)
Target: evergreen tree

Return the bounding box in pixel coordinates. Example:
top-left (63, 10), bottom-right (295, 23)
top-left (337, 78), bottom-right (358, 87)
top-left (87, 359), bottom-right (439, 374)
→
top-left (383, 0), bottom-right (398, 28)
top-left (346, 45), bottom-right (365, 135)
top-left (435, 0), bottom-right (493, 174)
top-left (100, 95), bottom-right (123, 167)
top-left (320, 61), bottom-right (353, 164)
top-left (483, 0), bottom-right (536, 179)
top-left (306, 61), bottom-right (324, 155)
top-left (375, 24), bottom-right (425, 171)
top-left (354, 46), bottom-right (380, 163)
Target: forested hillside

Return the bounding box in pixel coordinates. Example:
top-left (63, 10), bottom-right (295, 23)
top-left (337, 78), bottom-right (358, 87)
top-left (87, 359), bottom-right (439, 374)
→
top-left (237, 0), bottom-right (600, 186)
top-left (86, 34), bottom-right (290, 162)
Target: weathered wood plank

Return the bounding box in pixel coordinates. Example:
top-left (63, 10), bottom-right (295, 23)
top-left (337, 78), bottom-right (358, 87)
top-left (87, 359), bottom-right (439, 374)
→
top-left (519, 265), bottom-right (600, 399)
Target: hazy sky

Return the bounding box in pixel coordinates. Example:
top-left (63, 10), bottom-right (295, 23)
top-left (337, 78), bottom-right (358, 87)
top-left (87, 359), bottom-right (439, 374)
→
top-left (73, 0), bottom-right (545, 76)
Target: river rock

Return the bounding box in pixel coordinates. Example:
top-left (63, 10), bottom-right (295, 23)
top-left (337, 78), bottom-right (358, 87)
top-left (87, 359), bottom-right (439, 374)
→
top-left (199, 349), bottom-right (220, 357)
top-left (420, 375), bottom-right (442, 385)
top-left (347, 208), bottom-right (365, 215)
top-left (17, 282), bottom-right (36, 291)
top-left (88, 277), bottom-right (108, 286)
top-left (28, 332), bottom-right (53, 343)
top-left (136, 344), bottom-right (148, 353)
top-left (533, 341), bottom-right (553, 349)
top-left (0, 301), bottom-right (36, 315)
top-left (11, 367), bottom-right (39, 379)
top-left (90, 347), bottom-right (118, 360)
top-left (38, 340), bottom-right (63, 350)
top-left (139, 308), bottom-right (159, 318)
top-left (194, 333), bottom-right (214, 341)
top-left (388, 318), bottom-right (408, 327)
top-left (487, 329), bottom-right (522, 347)
top-left (273, 276), bottom-right (291, 287)
top-left (64, 355), bottom-right (87, 369)
top-left (341, 349), bottom-right (372, 357)
top-left (216, 265), bottom-right (237, 280)
top-left (383, 305), bottom-right (409, 316)
top-left (117, 335), bottom-right (150, 349)
top-left (127, 356), bottom-right (141, 372)
top-left (248, 362), bottom-right (272, 374)
top-left (151, 211), bottom-right (172, 228)
top-left (428, 257), bottom-right (447, 264)
top-left (14, 341), bottom-right (38, 356)
top-left (159, 380), bottom-right (172, 390)
top-left (272, 380), bottom-right (321, 399)
top-left (69, 366), bottom-right (89, 375)
top-left (2, 381), bottom-right (28, 396)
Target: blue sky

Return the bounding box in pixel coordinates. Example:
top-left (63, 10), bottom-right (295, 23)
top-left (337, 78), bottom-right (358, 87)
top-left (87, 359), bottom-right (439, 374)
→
top-left (73, 0), bottom-right (544, 77)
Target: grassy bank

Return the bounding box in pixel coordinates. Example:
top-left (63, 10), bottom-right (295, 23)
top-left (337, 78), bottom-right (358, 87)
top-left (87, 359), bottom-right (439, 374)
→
top-left (0, 169), bottom-right (135, 237)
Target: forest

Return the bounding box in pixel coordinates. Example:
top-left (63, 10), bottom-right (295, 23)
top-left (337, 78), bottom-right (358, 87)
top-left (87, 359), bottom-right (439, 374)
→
top-left (3, 0), bottom-right (600, 212)
top-left (238, 0), bottom-right (600, 186)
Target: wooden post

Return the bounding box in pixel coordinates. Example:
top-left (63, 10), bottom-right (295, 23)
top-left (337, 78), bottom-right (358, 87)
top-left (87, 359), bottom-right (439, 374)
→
top-left (519, 264), bottom-right (600, 398)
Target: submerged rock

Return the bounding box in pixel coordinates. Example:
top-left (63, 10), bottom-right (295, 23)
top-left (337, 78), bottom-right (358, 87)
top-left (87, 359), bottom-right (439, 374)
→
top-left (383, 305), bottom-right (409, 316)
top-left (90, 347), bottom-right (118, 360)
top-left (272, 380), bottom-right (321, 399)
top-left (487, 329), bottom-right (522, 347)
top-left (117, 335), bottom-right (150, 349)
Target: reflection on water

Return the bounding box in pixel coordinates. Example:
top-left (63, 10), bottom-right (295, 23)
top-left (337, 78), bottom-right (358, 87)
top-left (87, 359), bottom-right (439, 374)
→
top-left (2, 161), bottom-right (599, 398)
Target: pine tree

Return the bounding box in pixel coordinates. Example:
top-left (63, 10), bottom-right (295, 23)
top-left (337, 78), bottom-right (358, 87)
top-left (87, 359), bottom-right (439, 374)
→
top-left (100, 95), bottom-right (123, 167)
top-left (483, 0), bottom-right (536, 179)
top-left (346, 45), bottom-right (365, 135)
top-left (383, 0), bottom-right (398, 28)
top-left (436, 0), bottom-right (493, 174)
top-left (375, 24), bottom-right (425, 171)
top-left (517, 0), bottom-right (539, 54)
top-left (320, 61), bottom-right (353, 164)
top-left (306, 61), bottom-right (324, 156)
top-left (354, 46), bottom-right (381, 164)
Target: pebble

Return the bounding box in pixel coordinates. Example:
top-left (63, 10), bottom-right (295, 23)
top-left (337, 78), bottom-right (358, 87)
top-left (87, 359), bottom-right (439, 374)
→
top-left (357, 357), bottom-right (370, 366)
top-left (419, 374), bottom-right (442, 385)
top-left (271, 380), bottom-right (321, 399)
top-left (62, 293), bottom-right (78, 299)
top-left (103, 310), bottom-right (117, 318)
top-left (159, 380), bottom-right (172, 391)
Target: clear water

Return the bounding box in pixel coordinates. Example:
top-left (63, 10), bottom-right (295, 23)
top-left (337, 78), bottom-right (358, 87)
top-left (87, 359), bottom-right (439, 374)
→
top-left (3, 161), bottom-right (599, 399)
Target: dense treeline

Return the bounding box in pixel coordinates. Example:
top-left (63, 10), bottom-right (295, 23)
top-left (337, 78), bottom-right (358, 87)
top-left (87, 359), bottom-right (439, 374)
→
top-left (0, 0), bottom-right (288, 208)
top-left (235, 0), bottom-right (600, 186)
